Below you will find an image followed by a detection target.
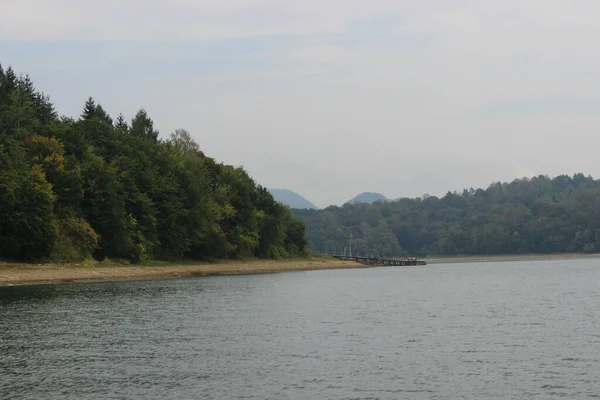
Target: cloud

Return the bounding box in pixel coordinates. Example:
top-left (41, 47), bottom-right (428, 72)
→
top-left (3, 1), bottom-right (600, 205)
top-left (0, 0), bottom-right (408, 40)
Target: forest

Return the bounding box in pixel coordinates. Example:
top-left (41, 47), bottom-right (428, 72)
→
top-left (0, 64), bottom-right (307, 263)
top-left (295, 173), bottom-right (600, 257)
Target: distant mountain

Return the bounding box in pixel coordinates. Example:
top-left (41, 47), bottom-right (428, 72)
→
top-left (268, 189), bottom-right (318, 210)
top-left (345, 192), bottom-right (390, 205)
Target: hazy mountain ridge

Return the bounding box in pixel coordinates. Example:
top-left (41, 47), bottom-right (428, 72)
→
top-left (268, 189), bottom-right (318, 209)
top-left (345, 192), bottom-right (390, 204)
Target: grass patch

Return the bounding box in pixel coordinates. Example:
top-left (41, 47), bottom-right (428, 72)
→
top-left (138, 259), bottom-right (176, 267)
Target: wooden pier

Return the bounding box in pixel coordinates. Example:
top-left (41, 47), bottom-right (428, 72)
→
top-left (330, 255), bottom-right (426, 266)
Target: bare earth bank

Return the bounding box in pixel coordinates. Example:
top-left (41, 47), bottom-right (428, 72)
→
top-left (0, 259), bottom-right (365, 287)
top-left (2, 253), bottom-right (599, 287)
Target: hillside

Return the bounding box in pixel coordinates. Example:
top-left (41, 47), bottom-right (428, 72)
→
top-left (345, 192), bottom-right (389, 205)
top-left (269, 189), bottom-right (318, 209)
top-left (294, 174), bottom-right (600, 257)
top-left (0, 64), bottom-right (308, 262)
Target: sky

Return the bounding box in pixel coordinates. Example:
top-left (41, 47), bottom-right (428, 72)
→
top-left (3, 0), bottom-right (600, 207)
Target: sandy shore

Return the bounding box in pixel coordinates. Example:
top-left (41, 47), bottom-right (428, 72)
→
top-left (0, 258), bottom-right (365, 287)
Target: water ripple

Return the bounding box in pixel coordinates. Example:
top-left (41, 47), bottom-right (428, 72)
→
top-left (1, 259), bottom-right (600, 399)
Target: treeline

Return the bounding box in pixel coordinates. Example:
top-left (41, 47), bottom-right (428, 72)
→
top-left (0, 64), bottom-right (307, 262)
top-left (295, 174), bottom-right (600, 257)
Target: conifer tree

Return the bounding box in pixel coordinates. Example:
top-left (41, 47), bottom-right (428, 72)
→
top-left (115, 113), bottom-right (128, 132)
top-left (130, 108), bottom-right (159, 142)
top-left (4, 67), bottom-right (17, 90)
top-left (81, 97), bottom-right (96, 120)
top-left (94, 104), bottom-right (113, 125)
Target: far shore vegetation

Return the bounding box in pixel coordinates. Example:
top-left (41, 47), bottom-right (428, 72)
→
top-left (296, 173), bottom-right (600, 258)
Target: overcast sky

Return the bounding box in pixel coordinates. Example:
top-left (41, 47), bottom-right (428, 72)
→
top-left (3, 1), bottom-right (600, 207)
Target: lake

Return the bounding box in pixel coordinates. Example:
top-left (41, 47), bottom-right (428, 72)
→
top-left (1, 259), bottom-right (599, 399)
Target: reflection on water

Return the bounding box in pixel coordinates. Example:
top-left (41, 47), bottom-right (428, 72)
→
top-left (1, 260), bottom-right (600, 399)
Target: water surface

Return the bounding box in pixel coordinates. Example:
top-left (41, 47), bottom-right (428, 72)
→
top-left (1, 259), bottom-right (599, 399)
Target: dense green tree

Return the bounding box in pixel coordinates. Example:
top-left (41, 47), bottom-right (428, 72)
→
top-left (0, 141), bottom-right (58, 260)
top-left (0, 64), bottom-right (308, 263)
top-left (167, 129), bottom-right (202, 156)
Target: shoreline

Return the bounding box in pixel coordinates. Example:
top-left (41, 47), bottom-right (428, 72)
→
top-left (2, 252), bottom-right (599, 287)
top-left (424, 252), bottom-right (600, 264)
top-left (0, 258), bottom-right (366, 287)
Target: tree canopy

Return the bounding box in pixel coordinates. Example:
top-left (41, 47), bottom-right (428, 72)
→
top-left (0, 64), bottom-right (307, 263)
